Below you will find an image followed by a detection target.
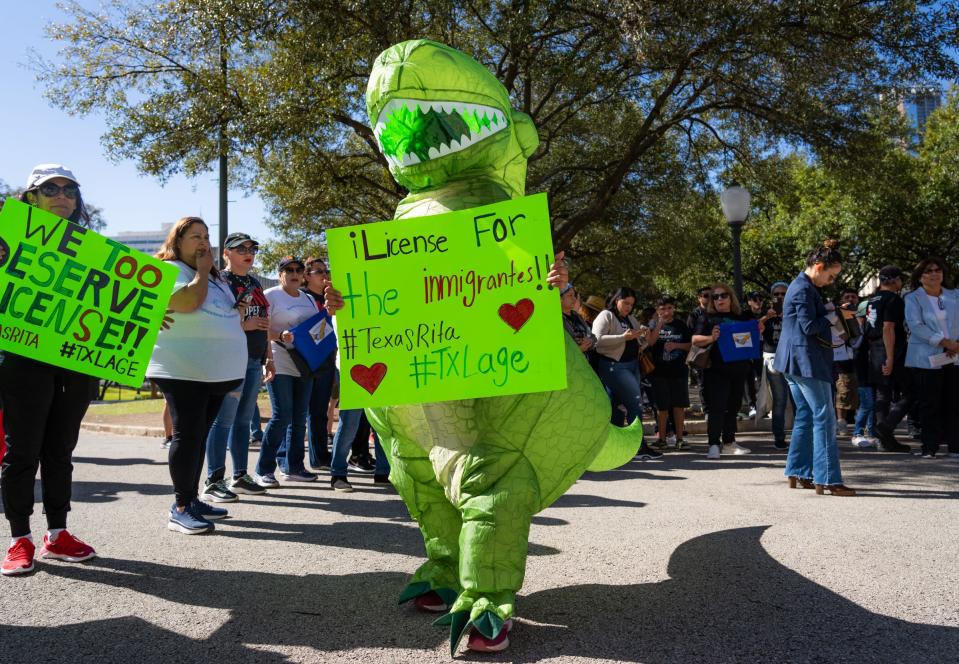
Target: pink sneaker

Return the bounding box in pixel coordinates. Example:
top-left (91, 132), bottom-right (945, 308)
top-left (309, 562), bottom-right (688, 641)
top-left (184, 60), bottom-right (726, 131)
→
top-left (2, 538), bottom-right (36, 576)
top-left (38, 531), bottom-right (96, 563)
top-left (413, 591), bottom-right (449, 613)
top-left (467, 619), bottom-right (513, 653)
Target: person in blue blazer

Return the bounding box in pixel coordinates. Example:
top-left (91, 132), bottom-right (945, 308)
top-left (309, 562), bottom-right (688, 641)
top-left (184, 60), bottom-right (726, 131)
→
top-left (903, 257), bottom-right (959, 459)
top-left (773, 240), bottom-right (856, 496)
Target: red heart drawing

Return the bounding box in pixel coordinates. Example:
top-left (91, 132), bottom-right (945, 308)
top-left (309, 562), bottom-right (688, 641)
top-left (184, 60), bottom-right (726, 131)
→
top-left (498, 298), bottom-right (535, 332)
top-left (350, 363), bottom-right (388, 395)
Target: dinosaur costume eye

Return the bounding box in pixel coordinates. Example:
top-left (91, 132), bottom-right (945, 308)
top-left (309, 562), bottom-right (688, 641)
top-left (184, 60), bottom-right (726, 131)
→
top-left (374, 99), bottom-right (508, 167)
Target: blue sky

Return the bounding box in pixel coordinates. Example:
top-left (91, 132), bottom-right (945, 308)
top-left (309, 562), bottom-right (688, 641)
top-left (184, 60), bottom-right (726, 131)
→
top-left (0, 1), bottom-right (270, 242)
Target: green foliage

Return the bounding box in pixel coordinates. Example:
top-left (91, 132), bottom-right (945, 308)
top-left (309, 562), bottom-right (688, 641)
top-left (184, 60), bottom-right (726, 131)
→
top-left (34, 0), bottom-right (959, 296)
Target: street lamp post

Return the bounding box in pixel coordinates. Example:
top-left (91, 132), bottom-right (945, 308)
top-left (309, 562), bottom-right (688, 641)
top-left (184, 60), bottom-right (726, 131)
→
top-left (720, 183), bottom-right (751, 301)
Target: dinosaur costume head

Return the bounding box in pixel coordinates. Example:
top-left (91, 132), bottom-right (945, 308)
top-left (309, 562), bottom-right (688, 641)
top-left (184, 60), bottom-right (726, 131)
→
top-left (366, 40), bottom-right (538, 197)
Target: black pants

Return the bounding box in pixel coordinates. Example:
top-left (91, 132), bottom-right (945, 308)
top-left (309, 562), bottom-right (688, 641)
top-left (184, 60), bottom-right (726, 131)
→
top-left (153, 377), bottom-right (241, 507)
top-left (0, 365), bottom-right (92, 537)
top-left (352, 410), bottom-right (372, 458)
top-left (704, 363), bottom-right (750, 446)
top-left (911, 366), bottom-right (959, 455)
top-left (874, 367), bottom-right (913, 433)
top-left (307, 367), bottom-right (335, 467)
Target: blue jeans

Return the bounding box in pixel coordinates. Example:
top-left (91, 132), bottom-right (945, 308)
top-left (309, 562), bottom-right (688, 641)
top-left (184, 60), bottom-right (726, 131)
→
top-left (597, 358), bottom-right (644, 424)
top-left (205, 358), bottom-right (263, 479)
top-left (250, 403), bottom-right (263, 442)
top-left (330, 409), bottom-right (391, 477)
top-left (256, 374), bottom-right (313, 476)
top-left (853, 386), bottom-right (875, 436)
top-left (784, 374), bottom-right (843, 485)
top-left (766, 366), bottom-right (792, 443)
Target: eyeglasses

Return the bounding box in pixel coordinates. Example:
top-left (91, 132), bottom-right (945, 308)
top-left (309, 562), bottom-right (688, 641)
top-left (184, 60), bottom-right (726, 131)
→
top-left (308, 269), bottom-right (329, 275)
top-left (711, 293), bottom-right (730, 300)
top-left (36, 182), bottom-right (79, 199)
top-left (282, 267), bottom-right (305, 274)
top-left (230, 246), bottom-right (258, 255)
top-left (924, 267), bottom-right (943, 274)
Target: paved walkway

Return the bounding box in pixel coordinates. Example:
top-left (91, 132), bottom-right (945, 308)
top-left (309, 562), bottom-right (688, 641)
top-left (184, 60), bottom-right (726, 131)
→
top-left (1, 431), bottom-right (957, 663)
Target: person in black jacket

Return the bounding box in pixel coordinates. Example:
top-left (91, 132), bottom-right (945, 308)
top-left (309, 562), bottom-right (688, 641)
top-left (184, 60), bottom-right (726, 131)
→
top-left (1, 165), bottom-right (98, 575)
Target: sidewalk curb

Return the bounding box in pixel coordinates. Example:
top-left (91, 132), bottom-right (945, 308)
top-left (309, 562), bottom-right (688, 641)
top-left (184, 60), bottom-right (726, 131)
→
top-left (81, 417), bottom-right (773, 438)
top-left (81, 422), bottom-right (165, 437)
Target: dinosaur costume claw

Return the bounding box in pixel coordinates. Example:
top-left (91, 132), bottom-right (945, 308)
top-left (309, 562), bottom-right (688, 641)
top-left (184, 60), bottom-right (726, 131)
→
top-left (364, 40), bottom-right (643, 652)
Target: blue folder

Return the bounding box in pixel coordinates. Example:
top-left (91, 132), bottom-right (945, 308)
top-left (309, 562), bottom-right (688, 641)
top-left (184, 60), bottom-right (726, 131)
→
top-left (290, 309), bottom-right (337, 371)
top-left (717, 319), bottom-right (761, 362)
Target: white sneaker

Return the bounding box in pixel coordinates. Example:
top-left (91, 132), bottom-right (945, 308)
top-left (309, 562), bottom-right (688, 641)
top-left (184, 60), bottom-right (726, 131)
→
top-left (728, 442), bottom-right (752, 455)
top-left (253, 472), bottom-right (279, 488)
top-left (851, 435), bottom-right (867, 447)
top-left (865, 436), bottom-right (880, 448)
top-left (748, 406), bottom-right (757, 419)
top-left (707, 445), bottom-right (721, 460)
top-left (666, 433), bottom-right (677, 448)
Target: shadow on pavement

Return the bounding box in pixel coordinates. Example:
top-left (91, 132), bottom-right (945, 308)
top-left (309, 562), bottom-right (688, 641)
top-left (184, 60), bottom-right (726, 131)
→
top-left (6, 526), bottom-right (953, 662)
top-left (72, 456), bottom-right (167, 467)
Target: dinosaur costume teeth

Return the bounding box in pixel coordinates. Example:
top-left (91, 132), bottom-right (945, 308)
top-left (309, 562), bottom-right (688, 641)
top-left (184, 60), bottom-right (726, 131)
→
top-left (375, 98), bottom-right (509, 167)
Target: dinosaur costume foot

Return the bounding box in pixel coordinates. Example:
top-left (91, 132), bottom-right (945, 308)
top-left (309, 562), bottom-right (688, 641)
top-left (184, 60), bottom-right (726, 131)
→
top-left (399, 581), bottom-right (459, 613)
top-left (433, 592), bottom-right (515, 655)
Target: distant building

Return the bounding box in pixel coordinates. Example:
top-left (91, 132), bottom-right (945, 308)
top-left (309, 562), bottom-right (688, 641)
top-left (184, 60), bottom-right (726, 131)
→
top-left (898, 85), bottom-right (941, 135)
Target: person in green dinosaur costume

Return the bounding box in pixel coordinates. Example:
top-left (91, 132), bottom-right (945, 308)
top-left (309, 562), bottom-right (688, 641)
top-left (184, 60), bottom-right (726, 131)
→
top-left (362, 39), bottom-right (643, 654)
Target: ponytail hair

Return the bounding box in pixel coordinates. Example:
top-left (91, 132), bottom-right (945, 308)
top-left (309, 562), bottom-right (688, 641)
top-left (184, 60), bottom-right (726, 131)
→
top-left (805, 239), bottom-right (842, 268)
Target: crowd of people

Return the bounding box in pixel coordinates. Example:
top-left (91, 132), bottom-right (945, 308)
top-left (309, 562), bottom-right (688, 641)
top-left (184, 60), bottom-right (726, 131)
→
top-left (2, 164), bottom-right (958, 576)
top-left (561, 242), bottom-right (959, 484)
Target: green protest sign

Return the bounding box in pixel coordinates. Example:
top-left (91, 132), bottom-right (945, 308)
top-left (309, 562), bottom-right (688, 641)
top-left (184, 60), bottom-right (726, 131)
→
top-left (327, 192), bottom-right (567, 408)
top-left (0, 198), bottom-right (178, 386)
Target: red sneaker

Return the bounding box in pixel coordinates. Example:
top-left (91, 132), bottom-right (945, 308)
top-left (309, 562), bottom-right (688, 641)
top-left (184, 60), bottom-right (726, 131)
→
top-left (2, 538), bottom-right (36, 576)
top-left (39, 531), bottom-right (96, 563)
top-left (413, 590), bottom-right (449, 613)
top-left (467, 619), bottom-right (513, 653)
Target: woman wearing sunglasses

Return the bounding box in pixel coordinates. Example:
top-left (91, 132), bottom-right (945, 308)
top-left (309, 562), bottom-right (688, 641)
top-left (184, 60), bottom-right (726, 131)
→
top-left (1, 165), bottom-right (98, 575)
top-left (148, 217), bottom-right (247, 533)
top-left (773, 240), bottom-right (855, 495)
top-left (254, 257), bottom-right (321, 486)
top-left (691, 283), bottom-right (757, 459)
top-left (903, 257), bottom-right (959, 459)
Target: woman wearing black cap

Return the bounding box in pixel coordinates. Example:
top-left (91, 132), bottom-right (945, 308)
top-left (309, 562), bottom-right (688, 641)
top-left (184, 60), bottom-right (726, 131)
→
top-left (254, 256), bottom-right (322, 487)
top-left (1, 164), bottom-right (98, 575)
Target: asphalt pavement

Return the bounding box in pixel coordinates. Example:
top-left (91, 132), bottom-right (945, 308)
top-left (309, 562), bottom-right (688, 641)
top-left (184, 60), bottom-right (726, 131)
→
top-left (1, 430), bottom-right (957, 663)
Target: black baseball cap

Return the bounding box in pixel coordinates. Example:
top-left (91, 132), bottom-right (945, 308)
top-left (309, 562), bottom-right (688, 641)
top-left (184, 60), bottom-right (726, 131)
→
top-left (224, 232), bottom-right (258, 249)
top-left (878, 265), bottom-right (904, 283)
top-left (278, 255), bottom-right (305, 271)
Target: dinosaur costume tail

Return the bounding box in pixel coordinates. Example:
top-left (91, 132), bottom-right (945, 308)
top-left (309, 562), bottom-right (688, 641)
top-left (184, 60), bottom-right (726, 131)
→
top-left (586, 418), bottom-right (644, 472)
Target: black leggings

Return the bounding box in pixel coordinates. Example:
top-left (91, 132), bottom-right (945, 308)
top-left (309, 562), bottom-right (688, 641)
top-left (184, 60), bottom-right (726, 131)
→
top-left (911, 366), bottom-right (959, 455)
top-left (703, 363), bottom-right (750, 446)
top-left (152, 377), bottom-right (241, 507)
top-left (0, 366), bottom-right (92, 537)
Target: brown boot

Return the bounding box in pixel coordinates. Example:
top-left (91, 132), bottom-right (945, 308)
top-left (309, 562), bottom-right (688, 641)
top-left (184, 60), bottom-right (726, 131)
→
top-left (788, 476), bottom-right (815, 489)
top-left (815, 484), bottom-right (856, 496)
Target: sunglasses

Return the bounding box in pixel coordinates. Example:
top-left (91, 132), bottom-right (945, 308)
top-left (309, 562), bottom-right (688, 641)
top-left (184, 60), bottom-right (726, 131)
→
top-left (308, 269), bottom-right (329, 275)
top-left (37, 182), bottom-right (79, 199)
top-left (924, 267), bottom-right (943, 274)
top-left (230, 246), bottom-right (258, 255)
top-left (773, 292), bottom-right (786, 298)
top-left (712, 293), bottom-right (731, 300)
top-left (282, 266), bottom-right (305, 274)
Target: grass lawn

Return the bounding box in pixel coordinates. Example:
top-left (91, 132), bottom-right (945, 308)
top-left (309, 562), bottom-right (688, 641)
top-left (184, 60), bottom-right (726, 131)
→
top-left (88, 393), bottom-right (273, 417)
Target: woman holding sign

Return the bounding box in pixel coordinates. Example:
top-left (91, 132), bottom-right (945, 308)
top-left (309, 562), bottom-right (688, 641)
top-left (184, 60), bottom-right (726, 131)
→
top-left (148, 217), bottom-right (247, 534)
top-left (773, 240), bottom-right (855, 496)
top-left (691, 283), bottom-right (757, 460)
top-left (1, 164), bottom-right (98, 575)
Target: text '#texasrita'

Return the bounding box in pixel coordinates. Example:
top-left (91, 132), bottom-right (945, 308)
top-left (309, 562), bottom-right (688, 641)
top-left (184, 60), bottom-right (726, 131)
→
top-left (422, 254), bottom-right (553, 308)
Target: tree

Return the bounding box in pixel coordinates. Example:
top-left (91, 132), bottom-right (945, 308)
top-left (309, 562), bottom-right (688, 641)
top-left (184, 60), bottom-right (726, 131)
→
top-left (38, 0), bottom-right (959, 269)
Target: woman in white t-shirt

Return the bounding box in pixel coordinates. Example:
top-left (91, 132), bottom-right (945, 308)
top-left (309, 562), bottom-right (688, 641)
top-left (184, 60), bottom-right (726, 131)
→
top-left (147, 217), bottom-right (246, 535)
top-left (904, 257), bottom-right (959, 459)
top-left (253, 256), bottom-right (321, 486)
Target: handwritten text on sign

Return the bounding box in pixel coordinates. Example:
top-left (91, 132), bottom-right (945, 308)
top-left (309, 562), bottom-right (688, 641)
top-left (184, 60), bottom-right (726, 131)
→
top-left (0, 198), bottom-right (177, 386)
top-left (327, 193), bottom-right (566, 407)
